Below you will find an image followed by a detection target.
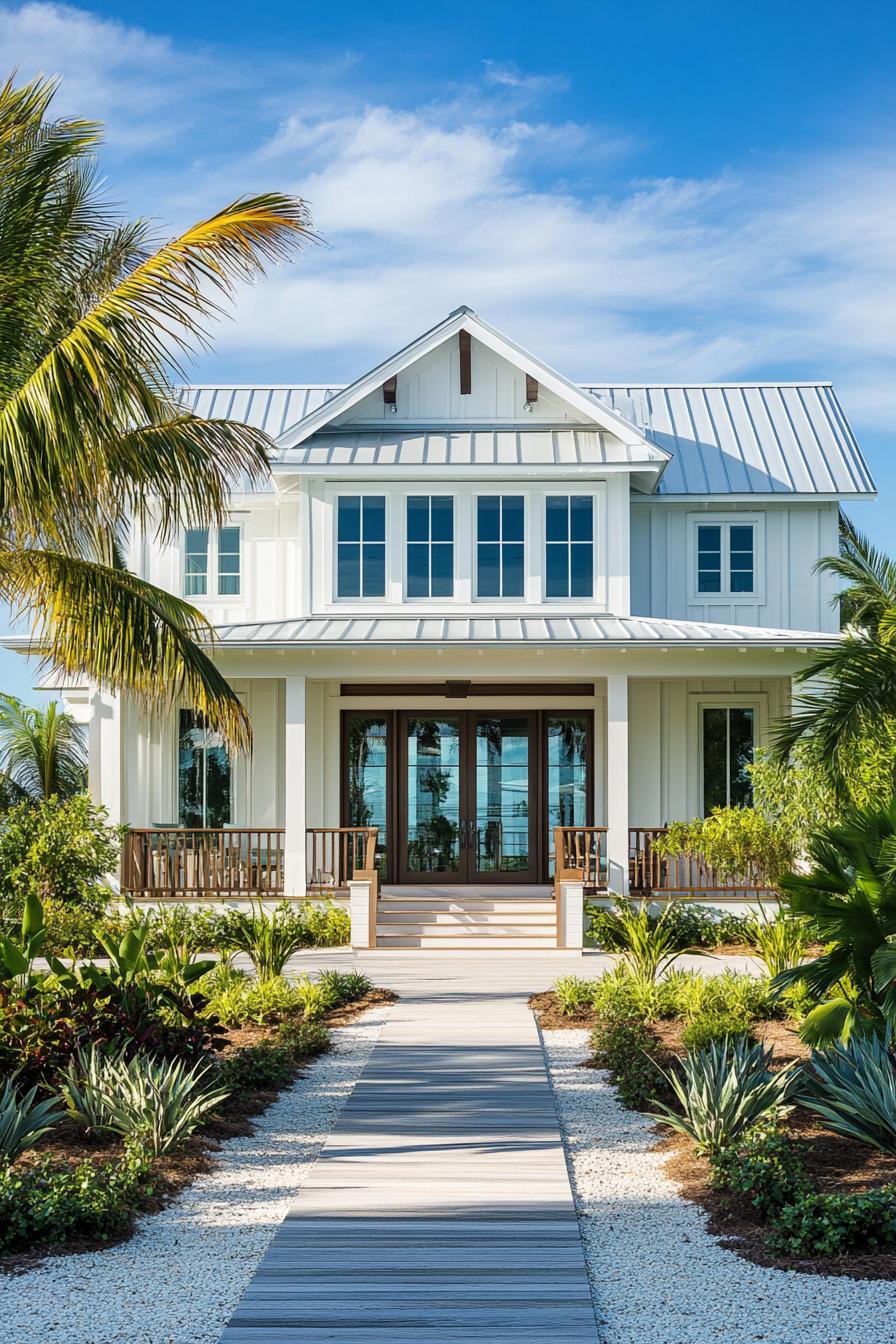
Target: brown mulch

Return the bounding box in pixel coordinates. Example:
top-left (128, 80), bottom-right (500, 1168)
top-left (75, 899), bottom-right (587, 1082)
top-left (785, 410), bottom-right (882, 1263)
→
top-left (1, 987), bottom-right (397, 1273)
top-left (528, 990), bottom-right (597, 1031)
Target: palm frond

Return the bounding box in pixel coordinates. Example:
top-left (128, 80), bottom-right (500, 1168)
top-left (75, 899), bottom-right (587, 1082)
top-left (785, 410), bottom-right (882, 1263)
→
top-left (817, 513), bottom-right (896, 634)
top-left (0, 694), bottom-right (86, 799)
top-left (0, 549), bottom-right (250, 752)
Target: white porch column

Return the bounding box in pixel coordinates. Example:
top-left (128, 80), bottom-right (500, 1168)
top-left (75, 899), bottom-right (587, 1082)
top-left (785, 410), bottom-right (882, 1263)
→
top-left (89, 689), bottom-right (123, 825)
top-left (606, 672), bottom-right (630, 894)
top-left (283, 675), bottom-right (307, 898)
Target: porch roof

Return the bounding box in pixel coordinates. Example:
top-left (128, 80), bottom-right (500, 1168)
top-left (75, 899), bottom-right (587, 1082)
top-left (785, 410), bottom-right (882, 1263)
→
top-left (212, 613), bottom-right (840, 647)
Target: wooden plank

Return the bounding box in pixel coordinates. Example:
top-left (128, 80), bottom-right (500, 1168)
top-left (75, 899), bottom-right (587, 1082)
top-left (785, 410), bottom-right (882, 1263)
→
top-left (219, 989), bottom-right (597, 1342)
top-left (458, 329), bottom-right (472, 395)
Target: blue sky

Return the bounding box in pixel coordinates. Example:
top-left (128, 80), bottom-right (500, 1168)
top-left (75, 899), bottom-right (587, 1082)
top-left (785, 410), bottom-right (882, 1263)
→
top-left (1, 0), bottom-right (895, 700)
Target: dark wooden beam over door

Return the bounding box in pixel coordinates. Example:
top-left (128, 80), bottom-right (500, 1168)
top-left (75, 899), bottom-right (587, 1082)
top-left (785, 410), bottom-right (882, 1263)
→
top-left (340, 682), bottom-right (596, 697)
top-left (382, 375), bottom-right (397, 405)
top-left (459, 329), bottom-right (472, 395)
top-left (525, 373), bottom-right (539, 404)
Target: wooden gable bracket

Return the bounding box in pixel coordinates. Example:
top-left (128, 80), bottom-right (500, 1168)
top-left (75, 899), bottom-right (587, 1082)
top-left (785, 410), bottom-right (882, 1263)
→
top-left (459, 329), bottom-right (472, 395)
top-left (382, 375), bottom-right (397, 406)
top-left (525, 374), bottom-right (539, 405)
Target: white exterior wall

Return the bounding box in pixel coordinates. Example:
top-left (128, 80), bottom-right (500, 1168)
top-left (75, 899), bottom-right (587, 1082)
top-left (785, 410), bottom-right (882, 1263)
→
top-left (630, 499), bottom-right (840, 631)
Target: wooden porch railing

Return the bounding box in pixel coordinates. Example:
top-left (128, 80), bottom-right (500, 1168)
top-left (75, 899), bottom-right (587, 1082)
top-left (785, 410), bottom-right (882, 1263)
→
top-left (122, 826), bottom-right (379, 900)
top-left (553, 826), bottom-right (608, 897)
top-left (629, 826), bottom-right (774, 899)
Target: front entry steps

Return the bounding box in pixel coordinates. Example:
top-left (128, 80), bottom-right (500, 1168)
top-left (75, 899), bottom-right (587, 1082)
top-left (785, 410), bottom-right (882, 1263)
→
top-left (375, 885), bottom-right (558, 949)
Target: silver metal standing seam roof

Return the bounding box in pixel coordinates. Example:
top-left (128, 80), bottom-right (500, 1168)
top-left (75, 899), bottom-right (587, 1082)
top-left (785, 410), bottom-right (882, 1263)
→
top-left (277, 428), bottom-right (667, 469)
top-left (213, 614), bottom-right (840, 646)
top-left (178, 380), bottom-right (875, 497)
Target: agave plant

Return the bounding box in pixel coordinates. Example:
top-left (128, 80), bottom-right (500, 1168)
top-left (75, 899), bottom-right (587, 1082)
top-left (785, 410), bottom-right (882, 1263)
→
top-left (650, 1037), bottom-right (796, 1155)
top-left (799, 1033), bottom-right (896, 1156)
top-left (0, 1076), bottom-right (65, 1159)
top-left (221, 904), bottom-right (308, 980)
top-left (61, 1048), bottom-right (230, 1155)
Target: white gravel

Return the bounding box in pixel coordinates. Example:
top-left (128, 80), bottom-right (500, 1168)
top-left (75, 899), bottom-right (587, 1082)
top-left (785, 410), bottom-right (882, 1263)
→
top-left (0, 1006), bottom-right (391, 1344)
top-left (543, 1027), bottom-right (896, 1344)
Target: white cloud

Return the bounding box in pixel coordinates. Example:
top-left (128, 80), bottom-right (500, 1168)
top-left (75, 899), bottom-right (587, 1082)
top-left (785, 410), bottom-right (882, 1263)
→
top-left (2, 1), bottom-right (896, 431)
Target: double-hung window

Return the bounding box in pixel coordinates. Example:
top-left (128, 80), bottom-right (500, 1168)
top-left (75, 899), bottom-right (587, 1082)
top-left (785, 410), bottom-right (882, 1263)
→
top-left (696, 521), bottom-right (756, 596)
top-left (477, 496), bottom-right (524, 598)
top-left (336, 496), bottom-right (386, 598)
top-left (702, 706), bottom-right (755, 812)
top-left (184, 526), bottom-right (241, 598)
top-left (545, 495), bottom-right (593, 598)
top-left (407, 496), bottom-right (454, 598)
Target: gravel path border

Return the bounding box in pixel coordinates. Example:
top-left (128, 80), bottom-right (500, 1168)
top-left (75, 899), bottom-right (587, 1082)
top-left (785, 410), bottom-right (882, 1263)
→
top-left (542, 1027), bottom-right (896, 1344)
top-left (0, 1005), bottom-right (391, 1344)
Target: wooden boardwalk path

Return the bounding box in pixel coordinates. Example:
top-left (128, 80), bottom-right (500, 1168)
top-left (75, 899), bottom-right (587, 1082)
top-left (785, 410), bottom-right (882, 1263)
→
top-left (219, 988), bottom-right (598, 1342)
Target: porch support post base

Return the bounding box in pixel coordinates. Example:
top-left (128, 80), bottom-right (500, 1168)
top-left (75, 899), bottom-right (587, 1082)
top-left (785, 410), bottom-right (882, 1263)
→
top-left (558, 880), bottom-right (585, 949)
top-left (606, 672), bottom-right (630, 895)
top-left (284, 675), bottom-right (307, 898)
top-left (349, 880), bottom-right (376, 949)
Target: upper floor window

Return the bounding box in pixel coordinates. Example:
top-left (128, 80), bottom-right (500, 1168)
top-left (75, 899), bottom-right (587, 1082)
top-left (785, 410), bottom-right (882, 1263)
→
top-left (337, 496), bottom-right (386, 598)
top-left (477, 496), bottom-right (524, 598)
top-left (697, 522), bottom-right (755, 596)
top-left (407, 496), bottom-right (454, 598)
top-left (545, 495), bottom-right (593, 598)
top-left (702, 706), bottom-right (754, 813)
top-left (184, 526), bottom-right (241, 598)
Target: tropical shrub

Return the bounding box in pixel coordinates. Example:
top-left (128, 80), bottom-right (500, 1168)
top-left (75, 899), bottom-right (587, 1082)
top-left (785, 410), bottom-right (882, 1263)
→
top-left (296, 901), bottom-right (351, 948)
top-left (60, 1050), bottom-right (230, 1155)
top-left (0, 696), bottom-right (86, 807)
top-left (291, 976), bottom-right (337, 1021)
top-left (710, 1126), bottom-right (811, 1218)
top-left (42, 900), bottom-right (128, 958)
top-left (200, 972), bottom-right (301, 1026)
top-left (0, 1144), bottom-right (153, 1255)
top-left (219, 904), bottom-right (310, 980)
top-left (278, 1019), bottom-right (331, 1059)
top-left (679, 1010), bottom-right (753, 1054)
top-left (218, 1043), bottom-right (295, 1095)
top-left (767, 1186), bottom-right (896, 1258)
top-left (799, 1033), bottom-right (896, 1155)
top-left (650, 1038), bottom-right (795, 1155)
top-left (663, 968), bottom-right (776, 1024)
top-left (587, 899), bottom-right (749, 951)
top-left (0, 1077), bottom-right (65, 1159)
top-left (591, 1006), bottom-right (672, 1111)
top-left (612, 900), bottom-right (683, 985)
top-left (746, 908), bottom-right (809, 978)
top-left (772, 800), bottom-right (896, 1045)
top-left (316, 969), bottom-right (371, 1002)
top-left (652, 807), bottom-right (794, 889)
top-left (554, 975), bottom-right (598, 1016)
top-left (0, 795), bottom-right (122, 917)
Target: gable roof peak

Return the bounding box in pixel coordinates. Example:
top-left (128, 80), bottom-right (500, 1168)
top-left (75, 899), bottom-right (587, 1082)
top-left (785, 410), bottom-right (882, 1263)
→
top-left (449, 304), bottom-right (477, 318)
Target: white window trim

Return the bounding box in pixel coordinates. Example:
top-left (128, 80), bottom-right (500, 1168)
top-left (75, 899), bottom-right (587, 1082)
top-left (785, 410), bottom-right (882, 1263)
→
top-left (543, 491), bottom-right (601, 604)
top-left (182, 520), bottom-right (246, 602)
top-left (332, 491), bottom-right (389, 602)
top-left (695, 694), bottom-right (765, 816)
top-left (688, 512), bottom-right (764, 605)
top-left (473, 490), bottom-right (529, 602)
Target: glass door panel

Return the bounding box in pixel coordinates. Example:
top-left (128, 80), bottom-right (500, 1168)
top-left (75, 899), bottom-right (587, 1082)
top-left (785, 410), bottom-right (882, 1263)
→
top-left (470, 715), bottom-right (536, 882)
top-left (345, 716), bottom-right (389, 877)
top-left (546, 716), bottom-right (589, 877)
top-left (403, 717), bottom-right (462, 878)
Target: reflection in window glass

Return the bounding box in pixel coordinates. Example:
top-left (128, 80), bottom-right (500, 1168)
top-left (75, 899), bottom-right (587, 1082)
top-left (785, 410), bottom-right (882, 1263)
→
top-left (405, 718), bottom-right (460, 871)
top-left (474, 718), bottom-right (529, 872)
top-left (178, 709), bottom-right (231, 826)
top-left (702, 706), bottom-right (755, 812)
top-left (697, 525), bottom-right (722, 594)
top-left (346, 716), bottom-right (388, 876)
top-left (546, 717), bottom-right (589, 876)
top-left (184, 529), bottom-right (209, 596)
top-left (217, 526), bottom-right (241, 596)
top-left (729, 525), bottom-right (755, 593)
top-left (476, 497), bottom-right (524, 597)
top-left (545, 496), bottom-right (593, 597)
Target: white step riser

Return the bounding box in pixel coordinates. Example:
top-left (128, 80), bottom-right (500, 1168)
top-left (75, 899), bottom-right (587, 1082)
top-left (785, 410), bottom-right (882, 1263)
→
top-left (376, 936), bottom-right (559, 949)
top-left (377, 925), bottom-right (557, 938)
top-left (378, 902), bottom-right (555, 915)
top-left (377, 912), bottom-right (556, 927)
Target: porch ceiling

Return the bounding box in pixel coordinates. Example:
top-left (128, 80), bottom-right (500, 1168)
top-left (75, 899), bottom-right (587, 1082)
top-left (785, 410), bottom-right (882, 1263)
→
top-left (211, 613), bottom-right (840, 648)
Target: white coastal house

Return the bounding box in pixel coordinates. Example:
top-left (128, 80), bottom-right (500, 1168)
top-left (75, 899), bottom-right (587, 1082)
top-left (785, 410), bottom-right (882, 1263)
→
top-left (4, 307), bottom-right (875, 948)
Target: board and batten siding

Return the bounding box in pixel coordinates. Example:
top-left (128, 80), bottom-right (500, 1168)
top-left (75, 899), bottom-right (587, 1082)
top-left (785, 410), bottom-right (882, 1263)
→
top-left (629, 500), bottom-right (840, 632)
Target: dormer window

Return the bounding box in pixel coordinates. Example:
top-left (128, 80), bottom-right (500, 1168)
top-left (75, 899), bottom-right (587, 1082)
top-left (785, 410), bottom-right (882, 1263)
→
top-left (695, 520), bottom-right (757, 597)
top-left (184, 525), bottom-right (241, 598)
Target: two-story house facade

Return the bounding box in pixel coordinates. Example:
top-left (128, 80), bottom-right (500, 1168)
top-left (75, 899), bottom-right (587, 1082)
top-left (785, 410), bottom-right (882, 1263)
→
top-left (10, 307), bottom-right (874, 947)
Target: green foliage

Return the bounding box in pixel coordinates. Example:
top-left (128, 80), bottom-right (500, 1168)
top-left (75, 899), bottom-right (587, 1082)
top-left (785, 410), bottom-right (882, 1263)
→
top-left (680, 1010), bottom-right (754, 1054)
top-left (746, 907), bottom-right (810, 978)
top-left (652, 808), bottom-right (793, 889)
top-left (584, 965), bottom-right (775, 1029)
top-left (710, 1126), bottom-right (811, 1218)
top-left (60, 1049), bottom-right (230, 1155)
top-left (220, 904), bottom-right (313, 980)
top-left (218, 1042), bottom-right (295, 1095)
top-left (650, 1038), bottom-right (795, 1155)
top-left (591, 1012), bottom-right (671, 1111)
top-left (0, 795), bottom-right (122, 917)
top-left (291, 975), bottom-right (337, 1021)
top-left (0, 1076), bottom-right (65, 1159)
top-left (588, 900), bottom-right (749, 951)
top-left (200, 972), bottom-right (300, 1026)
top-left (296, 901), bottom-right (351, 948)
top-left (41, 900), bottom-right (128, 958)
top-left (767, 1186), bottom-right (896, 1258)
top-left (316, 969), bottom-right (371, 1002)
top-left (278, 1019), bottom-right (331, 1059)
top-left (0, 890), bottom-right (48, 990)
top-left (799, 1033), bottom-right (896, 1155)
top-left (771, 799), bottom-right (896, 1045)
top-left (0, 696), bottom-right (86, 807)
top-left (554, 975), bottom-right (597, 1016)
top-left (612, 899), bottom-right (683, 985)
top-left (0, 1143), bottom-right (153, 1255)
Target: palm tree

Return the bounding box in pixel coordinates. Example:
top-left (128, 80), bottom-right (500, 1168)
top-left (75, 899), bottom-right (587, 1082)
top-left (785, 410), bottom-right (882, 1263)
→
top-left (772, 512), bottom-right (896, 791)
top-left (0, 694), bottom-right (86, 805)
top-left (0, 75), bottom-right (313, 751)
